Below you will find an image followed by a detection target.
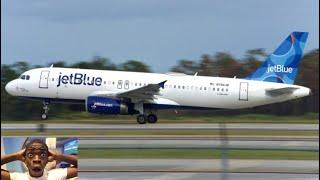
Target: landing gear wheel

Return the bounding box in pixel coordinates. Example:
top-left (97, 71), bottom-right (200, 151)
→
top-left (137, 114), bottom-right (147, 124)
top-left (41, 113), bottom-right (48, 120)
top-left (147, 114), bottom-right (158, 124)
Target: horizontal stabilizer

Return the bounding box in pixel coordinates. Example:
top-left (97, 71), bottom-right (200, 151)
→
top-left (265, 87), bottom-right (299, 96)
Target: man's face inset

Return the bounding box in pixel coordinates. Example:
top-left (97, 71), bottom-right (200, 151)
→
top-left (24, 142), bottom-right (49, 177)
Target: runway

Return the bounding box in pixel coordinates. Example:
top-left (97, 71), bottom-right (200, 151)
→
top-left (79, 137), bottom-right (319, 151)
top-left (1, 123), bottom-right (318, 131)
top-left (78, 159), bottom-right (319, 173)
top-left (78, 172), bottom-right (319, 180)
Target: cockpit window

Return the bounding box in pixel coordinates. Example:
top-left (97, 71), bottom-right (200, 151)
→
top-left (19, 74), bottom-right (30, 80)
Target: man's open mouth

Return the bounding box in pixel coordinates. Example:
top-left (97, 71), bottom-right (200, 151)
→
top-left (32, 167), bottom-right (43, 172)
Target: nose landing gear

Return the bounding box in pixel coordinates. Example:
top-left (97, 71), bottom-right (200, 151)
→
top-left (41, 101), bottom-right (49, 120)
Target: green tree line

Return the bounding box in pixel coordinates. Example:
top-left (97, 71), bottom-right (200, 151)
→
top-left (1, 49), bottom-right (318, 120)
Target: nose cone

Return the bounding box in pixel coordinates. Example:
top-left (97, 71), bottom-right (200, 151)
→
top-left (5, 80), bottom-right (17, 96)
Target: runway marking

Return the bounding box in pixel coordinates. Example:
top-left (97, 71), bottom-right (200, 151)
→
top-left (143, 173), bottom-right (196, 180)
top-left (78, 170), bottom-right (319, 174)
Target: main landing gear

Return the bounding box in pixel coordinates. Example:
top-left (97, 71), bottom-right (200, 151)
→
top-left (134, 103), bottom-right (158, 124)
top-left (41, 101), bottom-right (50, 120)
top-left (136, 114), bottom-right (158, 124)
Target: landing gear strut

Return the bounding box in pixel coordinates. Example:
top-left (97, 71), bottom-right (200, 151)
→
top-left (41, 101), bottom-right (49, 120)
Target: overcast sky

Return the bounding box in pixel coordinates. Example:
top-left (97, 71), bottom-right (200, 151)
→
top-left (1, 0), bottom-right (319, 72)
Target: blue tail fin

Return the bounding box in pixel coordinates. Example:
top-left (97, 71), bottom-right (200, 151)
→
top-left (245, 32), bottom-right (308, 84)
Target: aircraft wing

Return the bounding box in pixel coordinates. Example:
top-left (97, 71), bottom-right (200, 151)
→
top-left (265, 87), bottom-right (299, 96)
top-left (117, 80), bottom-right (167, 102)
top-left (90, 80), bottom-right (167, 102)
top-left (89, 90), bottom-right (118, 97)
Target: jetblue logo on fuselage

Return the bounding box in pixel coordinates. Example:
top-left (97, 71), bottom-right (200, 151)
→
top-left (57, 73), bottom-right (102, 87)
top-left (91, 102), bottom-right (113, 109)
top-left (267, 65), bottom-right (293, 74)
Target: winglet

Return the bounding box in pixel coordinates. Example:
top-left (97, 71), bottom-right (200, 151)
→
top-left (158, 80), bottom-right (167, 89)
top-left (50, 64), bottom-right (54, 68)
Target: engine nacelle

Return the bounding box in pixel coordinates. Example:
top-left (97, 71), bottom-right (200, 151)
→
top-left (86, 96), bottom-right (136, 115)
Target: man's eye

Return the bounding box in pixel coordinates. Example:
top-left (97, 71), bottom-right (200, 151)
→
top-left (27, 153), bottom-right (33, 158)
top-left (40, 153), bottom-right (46, 157)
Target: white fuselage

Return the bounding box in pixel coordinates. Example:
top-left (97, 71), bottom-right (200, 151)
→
top-left (5, 67), bottom-right (311, 110)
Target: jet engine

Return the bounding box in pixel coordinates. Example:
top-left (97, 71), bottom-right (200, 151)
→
top-left (86, 96), bottom-right (137, 115)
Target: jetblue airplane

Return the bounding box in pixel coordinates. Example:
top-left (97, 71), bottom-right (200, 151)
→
top-left (5, 32), bottom-right (311, 124)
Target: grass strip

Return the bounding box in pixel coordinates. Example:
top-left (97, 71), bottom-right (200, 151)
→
top-left (79, 148), bottom-right (319, 160)
top-left (1, 130), bottom-right (318, 136)
top-left (2, 113), bottom-right (318, 124)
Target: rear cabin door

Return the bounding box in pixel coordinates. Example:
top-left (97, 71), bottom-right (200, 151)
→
top-left (39, 70), bottom-right (50, 88)
top-left (239, 82), bottom-right (248, 101)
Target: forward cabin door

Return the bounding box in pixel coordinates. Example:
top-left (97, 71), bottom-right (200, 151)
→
top-left (39, 70), bottom-right (50, 88)
top-left (239, 82), bottom-right (248, 101)
top-left (38, 69), bottom-right (58, 98)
